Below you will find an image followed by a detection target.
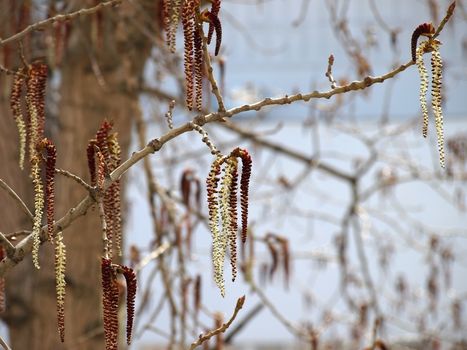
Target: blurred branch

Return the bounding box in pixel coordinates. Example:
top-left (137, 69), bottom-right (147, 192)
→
top-left (0, 0), bottom-right (126, 48)
top-left (0, 335), bottom-right (12, 350)
top-left (134, 242), bottom-right (171, 273)
top-left (0, 55), bottom-right (447, 279)
top-left (250, 280), bottom-right (308, 339)
top-left (221, 121), bottom-right (354, 182)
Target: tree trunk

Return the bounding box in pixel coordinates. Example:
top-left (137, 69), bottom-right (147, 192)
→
top-left (1, 1), bottom-right (157, 348)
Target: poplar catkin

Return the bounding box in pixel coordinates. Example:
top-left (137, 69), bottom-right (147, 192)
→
top-left (10, 71), bottom-right (27, 169)
top-left (55, 231), bottom-right (67, 342)
top-left (416, 42), bottom-right (429, 138)
top-left (207, 156), bottom-right (226, 295)
top-left (31, 156), bottom-right (44, 269)
top-left (431, 46), bottom-right (445, 168)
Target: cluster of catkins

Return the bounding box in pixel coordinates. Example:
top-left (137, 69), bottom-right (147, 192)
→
top-left (10, 63), bottom-right (58, 268)
top-left (87, 121), bottom-right (123, 258)
top-left (162, 0), bottom-right (222, 110)
top-left (411, 22), bottom-right (445, 168)
top-left (206, 147), bottom-right (252, 296)
top-left (86, 121), bottom-right (137, 350)
top-left (101, 258), bottom-right (137, 350)
top-left (9, 63), bottom-right (65, 338)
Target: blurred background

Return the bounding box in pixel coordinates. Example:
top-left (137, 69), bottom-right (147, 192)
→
top-left (127, 0), bottom-right (467, 349)
top-left (0, 0), bottom-right (466, 349)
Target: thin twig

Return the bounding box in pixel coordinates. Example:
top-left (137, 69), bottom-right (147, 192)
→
top-left (134, 242), bottom-right (171, 272)
top-left (0, 335), bottom-right (12, 350)
top-left (0, 232), bottom-right (16, 258)
top-left (0, 178), bottom-right (34, 222)
top-left (4, 230), bottom-right (31, 241)
top-left (224, 303), bottom-right (264, 344)
top-left (55, 168), bottom-right (93, 192)
top-left (0, 64), bottom-right (19, 76)
top-left (0, 58), bottom-right (445, 277)
top-left (189, 296), bottom-right (246, 349)
top-left (200, 25), bottom-right (226, 112)
top-left (433, 1), bottom-right (456, 39)
top-left (250, 281), bottom-right (308, 339)
top-left (221, 121), bottom-right (354, 182)
top-left (0, 0), bottom-right (125, 48)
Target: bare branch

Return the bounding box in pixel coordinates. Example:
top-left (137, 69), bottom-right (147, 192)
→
top-left (0, 178), bottom-right (34, 222)
top-left (433, 1), bottom-right (456, 38)
top-left (0, 335), bottom-right (12, 350)
top-left (201, 25), bottom-right (226, 112)
top-left (55, 168), bottom-right (93, 192)
top-left (134, 242), bottom-right (171, 273)
top-left (0, 59), bottom-right (438, 277)
top-left (224, 303), bottom-right (264, 344)
top-left (250, 281), bottom-right (308, 339)
top-left (0, 232), bottom-right (16, 258)
top-left (0, 0), bottom-right (126, 48)
top-left (189, 296), bottom-right (246, 350)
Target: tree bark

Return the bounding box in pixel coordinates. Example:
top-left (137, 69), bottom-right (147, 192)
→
top-left (1, 1), bottom-right (157, 348)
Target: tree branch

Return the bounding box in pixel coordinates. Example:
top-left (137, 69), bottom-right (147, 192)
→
top-left (0, 178), bottom-right (34, 222)
top-left (55, 168), bottom-right (93, 192)
top-left (0, 232), bottom-right (16, 258)
top-left (0, 335), bottom-right (12, 350)
top-left (0, 59), bottom-right (418, 277)
top-left (189, 296), bottom-right (246, 350)
top-left (0, 0), bottom-right (126, 48)
top-left (200, 23), bottom-right (226, 112)
top-left (221, 121), bottom-right (354, 182)
top-left (224, 302), bottom-right (264, 344)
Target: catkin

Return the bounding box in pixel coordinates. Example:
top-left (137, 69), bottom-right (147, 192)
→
top-left (431, 46), bottom-right (445, 168)
top-left (10, 70), bottom-right (27, 169)
top-left (416, 42), bottom-right (429, 138)
top-left (121, 265), bottom-right (137, 345)
top-left (31, 156), bottom-right (44, 269)
top-left (182, 0), bottom-right (198, 110)
top-left (101, 258), bottom-right (119, 350)
top-left (225, 158), bottom-right (239, 282)
top-left (207, 156), bottom-right (226, 295)
top-left (168, 0), bottom-right (182, 53)
top-left (55, 231), bottom-right (66, 342)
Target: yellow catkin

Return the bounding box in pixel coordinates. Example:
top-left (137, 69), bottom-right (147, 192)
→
top-left (416, 42), bottom-right (429, 138)
top-left (431, 46), bottom-right (445, 168)
top-left (216, 158), bottom-right (236, 294)
top-left (16, 118), bottom-right (27, 170)
top-left (107, 133), bottom-right (123, 256)
top-left (31, 156), bottom-right (44, 269)
top-left (26, 85), bottom-right (40, 163)
top-left (10, 71), bottom-right (27, 169)
top-left (207, 156), bottom-right (225, 296)
top-left (55, 231), bottom-right (67, 342)
top-left (168, 0), bottom-right (182, 53)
